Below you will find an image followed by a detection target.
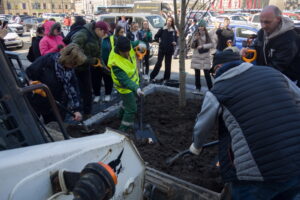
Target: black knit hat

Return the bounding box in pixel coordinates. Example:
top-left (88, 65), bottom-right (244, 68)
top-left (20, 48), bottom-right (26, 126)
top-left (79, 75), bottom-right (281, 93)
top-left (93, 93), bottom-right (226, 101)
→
top-left (212, 47), bottom-right (241, 69)
top-left (116, 36), bottom-right (131, 52)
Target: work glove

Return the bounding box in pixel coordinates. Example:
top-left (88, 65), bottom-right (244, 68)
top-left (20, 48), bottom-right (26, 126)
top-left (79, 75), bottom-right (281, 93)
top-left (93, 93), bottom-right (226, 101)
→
top-left (93, 58), bottom-right (103, 68)
top-left (189, 143), bottom-right (202, 156)
top-left (30, 80), bottom-right (47, 97)
top-left (136, 88), bottom-right (144, 97)
top-left (57, 44), bottom-right (64, 50)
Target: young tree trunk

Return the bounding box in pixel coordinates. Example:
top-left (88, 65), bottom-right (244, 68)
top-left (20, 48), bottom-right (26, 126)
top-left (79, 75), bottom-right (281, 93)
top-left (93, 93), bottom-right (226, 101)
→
top-left (179, 0), bottom-right (187, 108)
top-left (174, 0), bottom-right (187, 108)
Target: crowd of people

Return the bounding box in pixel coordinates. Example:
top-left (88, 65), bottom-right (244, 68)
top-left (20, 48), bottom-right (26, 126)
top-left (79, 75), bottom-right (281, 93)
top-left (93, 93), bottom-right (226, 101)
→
top-left (19, 4), bottom-right (300, 199)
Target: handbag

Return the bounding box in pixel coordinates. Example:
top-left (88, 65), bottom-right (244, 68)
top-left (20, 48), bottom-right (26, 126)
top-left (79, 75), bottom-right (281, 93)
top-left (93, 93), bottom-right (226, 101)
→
top-left (198, 47), bottom-right (209, 54)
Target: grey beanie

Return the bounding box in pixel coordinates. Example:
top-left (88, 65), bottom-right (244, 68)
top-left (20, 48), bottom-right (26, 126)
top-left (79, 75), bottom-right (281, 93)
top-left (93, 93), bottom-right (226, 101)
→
top-left (212, 47), bottom-right (241, 68)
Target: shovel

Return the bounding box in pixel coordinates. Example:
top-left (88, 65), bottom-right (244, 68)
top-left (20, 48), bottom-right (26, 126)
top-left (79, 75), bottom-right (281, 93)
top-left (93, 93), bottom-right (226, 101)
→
top-left (165, 140), bottom-right (219, 166)
top-left (134, 47), bottom-right (157, 143)
top-left (55, 100), bottom-right (95, 134)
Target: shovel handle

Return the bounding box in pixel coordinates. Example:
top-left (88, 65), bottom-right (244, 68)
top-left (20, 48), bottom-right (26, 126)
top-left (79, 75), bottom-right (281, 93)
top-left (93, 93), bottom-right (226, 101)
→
top-left (202, 140), bottom-right (219, 148)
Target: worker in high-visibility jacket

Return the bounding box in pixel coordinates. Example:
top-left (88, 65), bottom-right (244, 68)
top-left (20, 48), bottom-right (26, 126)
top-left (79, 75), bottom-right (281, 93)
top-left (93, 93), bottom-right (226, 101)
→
top-left (108, 36), bottom-right (144, 132)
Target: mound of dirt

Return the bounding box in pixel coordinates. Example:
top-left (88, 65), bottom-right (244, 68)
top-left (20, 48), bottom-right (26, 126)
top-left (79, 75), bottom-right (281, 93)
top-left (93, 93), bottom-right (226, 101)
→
top-left (67, 92), bottom-right (224, 192)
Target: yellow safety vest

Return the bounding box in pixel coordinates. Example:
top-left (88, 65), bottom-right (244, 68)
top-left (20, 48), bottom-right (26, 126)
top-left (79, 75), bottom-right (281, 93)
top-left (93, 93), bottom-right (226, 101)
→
top-left (108, 48), bottom-right (139, 94)
top-left (109, 35), bottom-right (115, 51)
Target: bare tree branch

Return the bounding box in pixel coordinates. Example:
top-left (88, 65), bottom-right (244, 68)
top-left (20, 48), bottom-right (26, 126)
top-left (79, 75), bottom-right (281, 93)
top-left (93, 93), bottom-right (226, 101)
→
top-left (173, 0), bottom-right (180, 29)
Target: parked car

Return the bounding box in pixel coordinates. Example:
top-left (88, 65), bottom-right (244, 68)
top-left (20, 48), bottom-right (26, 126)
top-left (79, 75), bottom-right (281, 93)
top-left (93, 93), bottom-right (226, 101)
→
top-left (229, 24), bottom-right (258, 49)
top-left (8, 23), bottom-right (24, 36)
top-left (283, 12), bottom-right (300, 24)
top-left (249, 13), bottom-right (261, 29)
top-left (42, 13), bottom-right (65, 23)
top-left (23, 18), bottom-right (44, 32)
top-left (98, 13), bottom-right (165, 36)
top-left (216, 15), bottom-right (249, 25)
top-left (99, 13), bottom-right (165, 56)
top-left (187, 10), bottom-right (219, 23)
top-left (4, 28), bottom-right (24, 49)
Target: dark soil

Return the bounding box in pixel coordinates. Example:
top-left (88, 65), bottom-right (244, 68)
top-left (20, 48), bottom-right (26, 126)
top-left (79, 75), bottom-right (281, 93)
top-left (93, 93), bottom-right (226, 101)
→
top-left (67, 92), bottom-right (224, 193)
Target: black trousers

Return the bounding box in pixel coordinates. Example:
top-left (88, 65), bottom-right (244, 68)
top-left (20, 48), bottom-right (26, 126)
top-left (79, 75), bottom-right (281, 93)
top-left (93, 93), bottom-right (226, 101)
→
top-left (75, 68), bottom-right (92, 115)
top-left (150, 50), bottom-right (172, 80)
top-left (144, 50), bottom-right (150, 75)
top-left (91, 67), bottom-right (113, 96)
top-left (194, 69), bottom-right (213, 90)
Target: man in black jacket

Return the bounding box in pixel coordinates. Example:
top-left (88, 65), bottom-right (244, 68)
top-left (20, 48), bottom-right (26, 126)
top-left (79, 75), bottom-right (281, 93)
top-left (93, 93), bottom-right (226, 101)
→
top-left (242, 5), bottom-right (300, 85)
top-left (189, 48), bottom-right (300, 200)
top-left (216, 17), bottom-right (234, 52)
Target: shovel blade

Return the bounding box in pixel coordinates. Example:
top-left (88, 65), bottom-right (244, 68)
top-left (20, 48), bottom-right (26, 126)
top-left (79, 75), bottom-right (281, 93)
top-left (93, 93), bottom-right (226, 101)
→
top-left (135, 124), bottom-right (157, 143)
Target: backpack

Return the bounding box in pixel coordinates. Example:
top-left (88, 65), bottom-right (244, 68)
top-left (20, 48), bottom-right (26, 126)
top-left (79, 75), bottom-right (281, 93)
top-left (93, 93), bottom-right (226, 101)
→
top-left (27, 37), bottom-right (36, 62)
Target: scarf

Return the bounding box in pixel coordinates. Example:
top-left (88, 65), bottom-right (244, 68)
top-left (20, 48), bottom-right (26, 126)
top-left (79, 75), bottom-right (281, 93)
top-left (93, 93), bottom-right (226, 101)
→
top-left (53, 54), bottom-right (80, 110)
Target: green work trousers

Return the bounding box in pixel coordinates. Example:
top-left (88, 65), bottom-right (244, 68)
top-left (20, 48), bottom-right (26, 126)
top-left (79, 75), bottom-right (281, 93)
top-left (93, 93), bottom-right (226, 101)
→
top-left (119, 92), bottom-right (137, 132)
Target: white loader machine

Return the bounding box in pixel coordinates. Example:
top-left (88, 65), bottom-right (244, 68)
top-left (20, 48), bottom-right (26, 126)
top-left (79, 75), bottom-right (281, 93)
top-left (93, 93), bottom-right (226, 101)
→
top-left (0, 45), bottom-right (223, 200)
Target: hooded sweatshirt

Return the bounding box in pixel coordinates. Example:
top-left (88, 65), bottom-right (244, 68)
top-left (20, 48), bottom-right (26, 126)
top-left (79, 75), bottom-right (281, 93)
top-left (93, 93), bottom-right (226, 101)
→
top-left (254, 17), bottom-right (300, 81)
top-left (39, 21), bottom-right (65, 56)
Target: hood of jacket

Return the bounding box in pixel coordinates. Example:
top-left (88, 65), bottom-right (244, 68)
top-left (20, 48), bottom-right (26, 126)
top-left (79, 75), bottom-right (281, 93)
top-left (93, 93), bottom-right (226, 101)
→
top-left (83, 23), bottom-right (98, 39)
top-left (265, 16), bottom-right (294, 40)
top-left (43, 21), bottom-right (55, 35)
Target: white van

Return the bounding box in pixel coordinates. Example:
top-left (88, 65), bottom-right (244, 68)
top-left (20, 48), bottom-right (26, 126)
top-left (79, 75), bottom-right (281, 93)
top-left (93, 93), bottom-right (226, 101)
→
top-left (42, 13), bottom-right (65, 23)
top-left (98, 13), bottom-right (165, 36)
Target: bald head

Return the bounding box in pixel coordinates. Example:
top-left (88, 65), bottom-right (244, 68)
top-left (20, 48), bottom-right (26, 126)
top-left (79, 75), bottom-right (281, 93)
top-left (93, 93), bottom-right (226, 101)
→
top-left (260, 5), bottom-right (282, 34)
top-left (261, 5), bottom-right (282, 17)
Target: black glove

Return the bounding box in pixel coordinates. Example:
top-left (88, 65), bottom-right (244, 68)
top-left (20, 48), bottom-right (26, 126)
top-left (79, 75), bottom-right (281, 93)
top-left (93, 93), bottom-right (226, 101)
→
top-left (57, 44), bottom-right (64, 50)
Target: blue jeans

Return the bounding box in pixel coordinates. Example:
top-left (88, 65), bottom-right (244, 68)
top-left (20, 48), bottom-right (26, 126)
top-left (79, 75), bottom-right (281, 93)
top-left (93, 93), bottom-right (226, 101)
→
top-left (231, 176), bottom-right (300, 200)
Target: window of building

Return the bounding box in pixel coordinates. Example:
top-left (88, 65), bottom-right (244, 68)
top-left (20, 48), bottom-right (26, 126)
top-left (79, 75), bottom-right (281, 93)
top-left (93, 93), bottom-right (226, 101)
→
top-left (43, 3), bottom-right (46, 9)
top-left (32, 3), bottom-right (41, 9)
top-left (59, 5), bottom-right (61, 9)
top-left (52, 4), bottom-right (55, 9)
top-left (65, 5), bottom-right (68, 9)
top-left (22, 3), bottom-right (26, 9)
top-left (7, 2), bottom-right (11, 9)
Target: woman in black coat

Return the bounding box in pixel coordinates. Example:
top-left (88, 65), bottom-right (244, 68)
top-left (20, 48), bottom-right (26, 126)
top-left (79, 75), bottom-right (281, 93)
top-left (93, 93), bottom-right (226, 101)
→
top-left (26, 44), bottom-right (86, 123)
top-left (150, 17), bottom-right (177, 82)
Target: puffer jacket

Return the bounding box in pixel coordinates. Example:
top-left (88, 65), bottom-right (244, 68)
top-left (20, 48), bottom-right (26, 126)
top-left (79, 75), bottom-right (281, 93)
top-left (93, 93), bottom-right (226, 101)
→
top-left (71, 23), bottom-right (102, 71)
top-left (192, 61), bottom-right (300, 183)
top-left (254, 17), bottom-right (300, 81)
top-left (191, 33), bottom-right (213, 70)
top-left (39, 21), bottom-right (65, 56)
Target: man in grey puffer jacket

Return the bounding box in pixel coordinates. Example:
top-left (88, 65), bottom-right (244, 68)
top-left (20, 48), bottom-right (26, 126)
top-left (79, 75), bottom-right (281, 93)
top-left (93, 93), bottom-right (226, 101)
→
top-left (189, 48), bottom-right (300, 200)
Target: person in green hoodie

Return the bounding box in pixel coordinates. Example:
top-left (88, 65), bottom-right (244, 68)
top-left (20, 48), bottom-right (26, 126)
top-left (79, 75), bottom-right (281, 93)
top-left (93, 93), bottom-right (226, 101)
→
top-left (108, 36), bottom-right (144, 132)
top-left (71, 21), bottom-right (105, 118)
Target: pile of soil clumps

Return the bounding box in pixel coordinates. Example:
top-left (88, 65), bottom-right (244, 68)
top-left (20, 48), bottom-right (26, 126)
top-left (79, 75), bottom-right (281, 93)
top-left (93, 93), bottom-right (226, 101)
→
top-left (67, 92), bottom-right (224, 192)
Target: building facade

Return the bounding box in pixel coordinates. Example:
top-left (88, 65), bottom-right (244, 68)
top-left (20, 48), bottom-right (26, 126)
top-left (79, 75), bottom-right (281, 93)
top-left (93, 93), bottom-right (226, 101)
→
top-left (0, 0), bottom-right (75, 15)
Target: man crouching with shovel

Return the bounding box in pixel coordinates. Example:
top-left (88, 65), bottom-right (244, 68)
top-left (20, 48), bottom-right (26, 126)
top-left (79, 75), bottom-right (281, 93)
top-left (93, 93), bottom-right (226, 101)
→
top-left (188, 47), bottom-right (300, 199)
top-left (108, 36), bottom-right (144, 132)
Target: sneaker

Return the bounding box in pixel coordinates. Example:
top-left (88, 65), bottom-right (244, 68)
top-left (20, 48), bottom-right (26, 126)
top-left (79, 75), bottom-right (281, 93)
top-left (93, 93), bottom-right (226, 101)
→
top-left (192, 89), bottom-right (202, 95)
top-left (150, 79), bottom-right (156, 83)
top-left (93, 96), bottom-right (101, 103)
top-left (104, 95), bottom-right (111, 102)
top-left (142, 74), bottom-right (150, 81)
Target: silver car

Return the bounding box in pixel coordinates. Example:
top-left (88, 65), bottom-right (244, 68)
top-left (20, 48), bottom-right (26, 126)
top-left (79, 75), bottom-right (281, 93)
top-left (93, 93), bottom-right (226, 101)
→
top-left (4, 28), bottom-right (24, 49)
